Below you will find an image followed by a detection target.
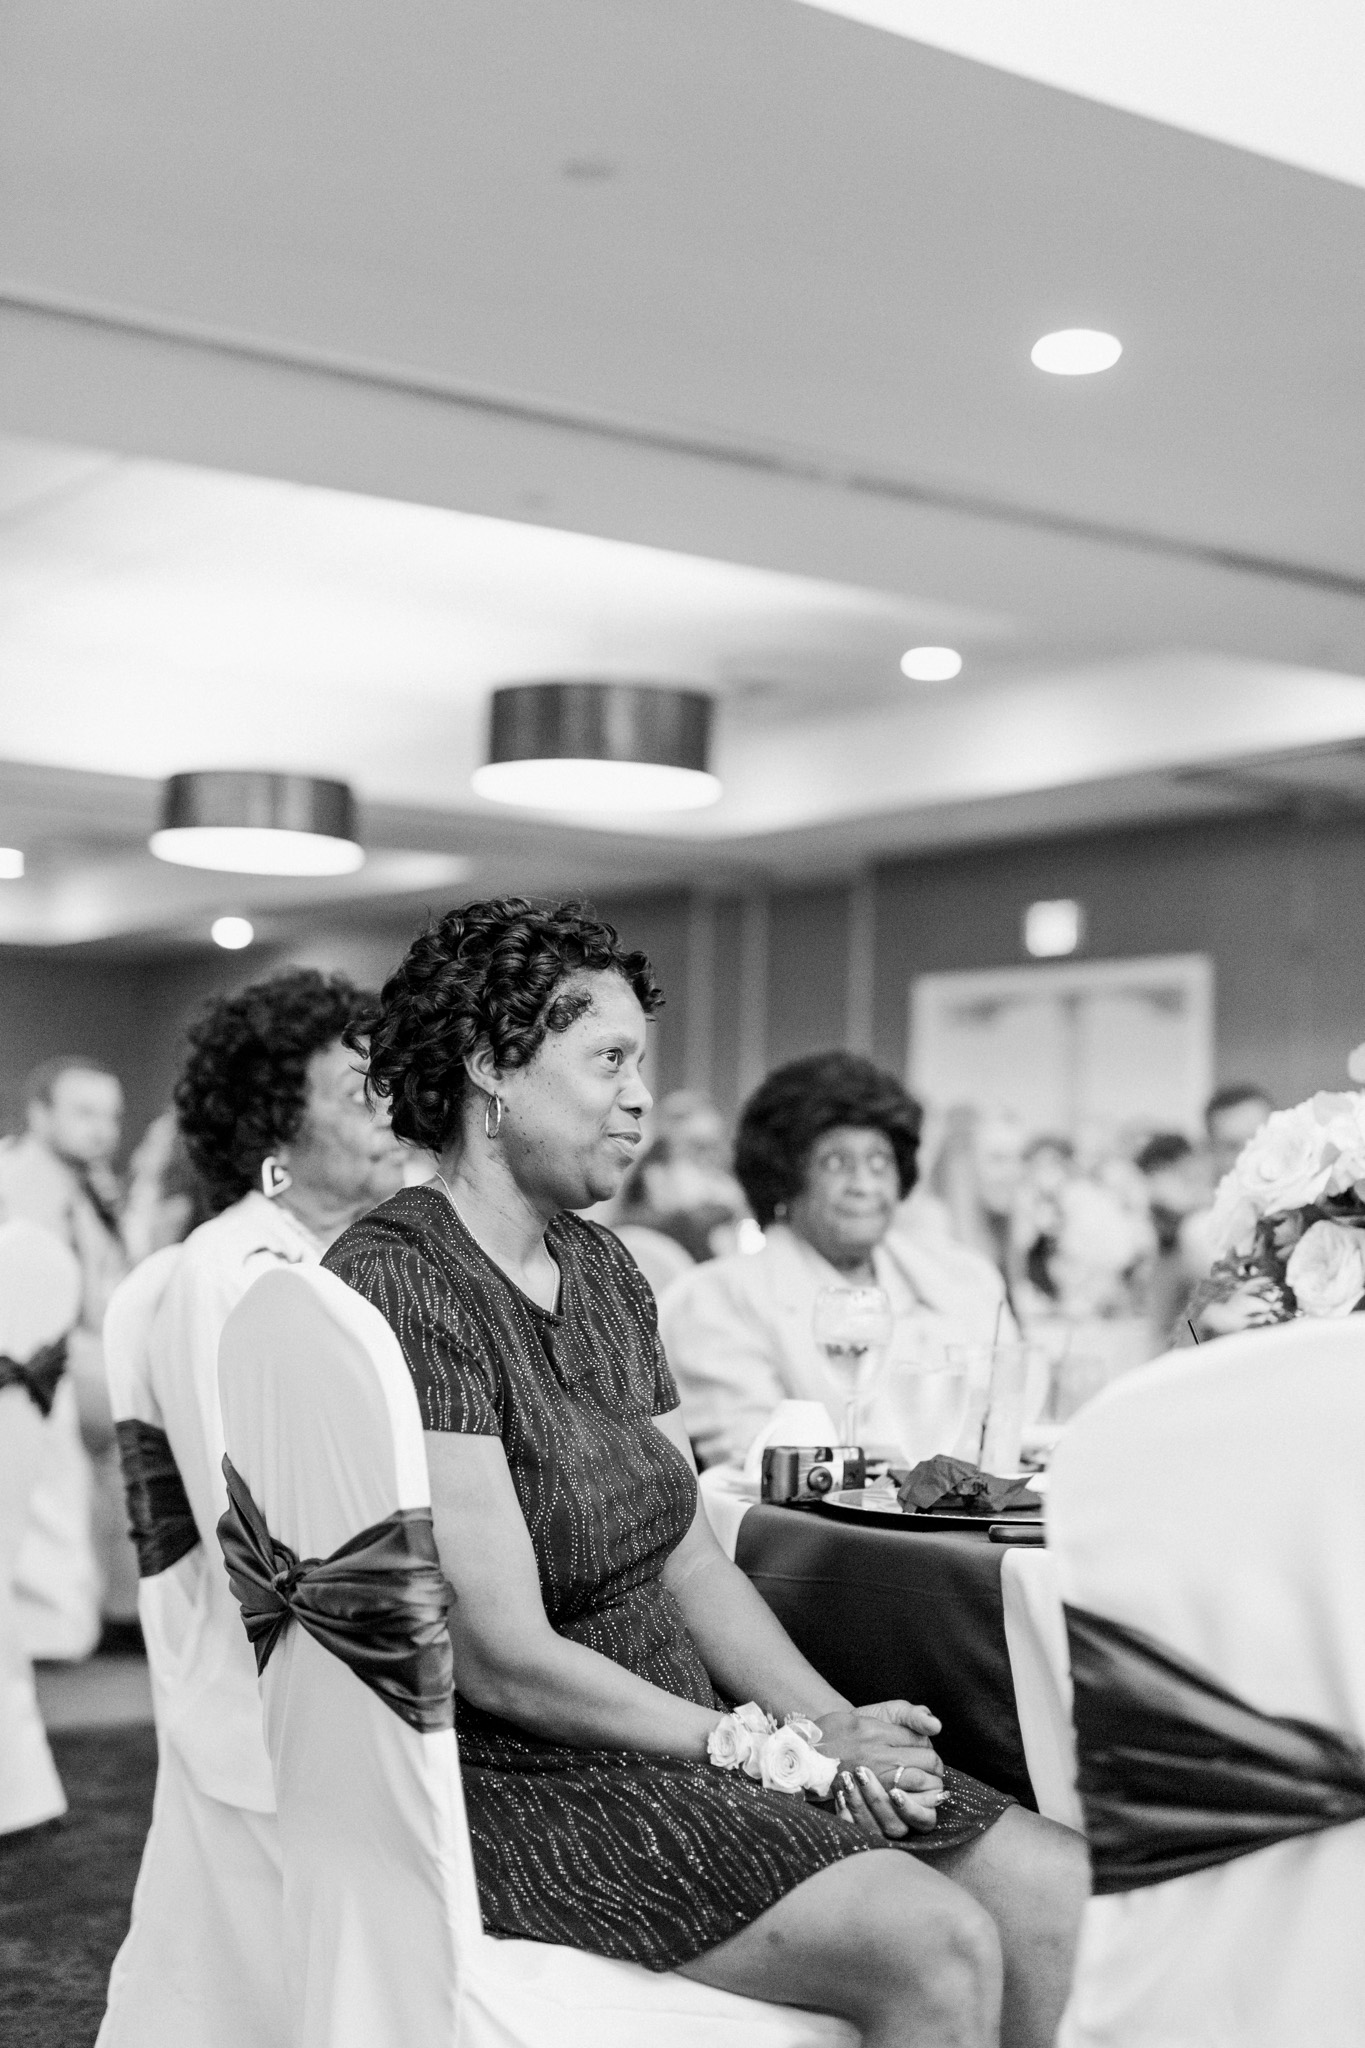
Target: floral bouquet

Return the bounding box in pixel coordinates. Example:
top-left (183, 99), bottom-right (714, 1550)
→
top-left (1204, 1088), bottom-right (1365, 1321)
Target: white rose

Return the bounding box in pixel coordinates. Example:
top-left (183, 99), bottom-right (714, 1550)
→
top-left (1232, 1105), bottom-right (1334, 1215)
top-left (783, 1714), bottom-right (825, 1746)
top-left (799, 1746), bottom-right (840, 1800)
top-left (759, 1726), bottom-right (814, 1796)
top-left (1208, 1174), bottom-right (1260, 1261)
top-left (727, 1700), bottom-right (774, 1778)
top-left (1316, 1092), bottom-right (1365, 1193)
top-left (1285, 1219), bottom-right (1365, 1318)
top-left (707, 1716), bottom-right (758, 1774)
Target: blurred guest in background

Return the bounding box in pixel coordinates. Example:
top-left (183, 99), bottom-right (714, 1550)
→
top-left (1134, 1132), bottom-right (1207, 1338)
top-left (608, 1136), bottom-right (698, 1298)
top-left (1011, 1136), bottom-right (1075, 1304)
top-left (914, 1104), bottom-right (1026, 1285)
top-left (1204, 1082), bottom-right (1275, 1181)
top-left (603, 1089), bottom-right (750, 1296)
top-left (660, 1052), bottom-right (1010, 1468)
top-left (121, 1107), bottom-right (212, 1264)
top-left (100, 969), bottom-right (405, 2045)
top-left (1180, 1082), bottom-right (1274, 1280)
top-left (1, 1056), bottom-right (134, 1645)
top-left (0, 1054), bottom-right (128, 1354)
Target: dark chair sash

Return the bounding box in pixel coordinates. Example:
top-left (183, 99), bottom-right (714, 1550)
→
top-left (0, 1336), bottom-right (68, 1419)
top-left (217, 1455), bottom-right (454, 1735)
top-left (1066, 1603), bottom-right (1365, 1894)
top-left (115, 1419), bottom-right (201, 1577)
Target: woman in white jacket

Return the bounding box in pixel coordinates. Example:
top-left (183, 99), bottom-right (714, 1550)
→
top-left (659, 1053), bottom-right (1011, 1470)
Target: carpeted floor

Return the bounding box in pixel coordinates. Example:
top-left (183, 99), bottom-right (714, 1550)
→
top-left (0, 1725), bottom-right (156, 2048)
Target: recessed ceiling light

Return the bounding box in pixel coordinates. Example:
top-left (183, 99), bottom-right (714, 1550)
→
top-left (0, 848), bottom-right (24, 880)
top-left (900, 646), bottom-right (963, 683)
top-left (1024, 899), bottom-right (1084, 958)
top-left (210, 916), bottom-right (255, 951)
top-left (1030, 329), bottom-right (1122, 376)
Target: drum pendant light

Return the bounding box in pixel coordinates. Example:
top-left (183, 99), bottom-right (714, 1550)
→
top-left (149, 771), bottom-right (365, 875)
top-left (472, 681), bottom-right (720, 813)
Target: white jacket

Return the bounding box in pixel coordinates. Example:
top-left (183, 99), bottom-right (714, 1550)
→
top-left (658, 1222), bottom-right (1011, 1469)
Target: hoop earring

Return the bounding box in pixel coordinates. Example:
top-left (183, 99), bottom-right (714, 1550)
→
top-left (484, 1092), bottom-right (504, 1141)
top-left (261, 1155), bottom-right (292, 1200)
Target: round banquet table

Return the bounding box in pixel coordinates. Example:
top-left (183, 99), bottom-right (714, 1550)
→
top-left (699, 1467), bottom-right (1081, 1828)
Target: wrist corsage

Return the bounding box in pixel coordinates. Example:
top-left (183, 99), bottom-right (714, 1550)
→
top-left (707, 1702), bottom-right (840, 1799)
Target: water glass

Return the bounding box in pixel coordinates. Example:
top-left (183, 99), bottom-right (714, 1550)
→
top-left (812, 1284), bottom-right (893, 1448)
top-left (945, 1343), bottom-right (1034, 1472)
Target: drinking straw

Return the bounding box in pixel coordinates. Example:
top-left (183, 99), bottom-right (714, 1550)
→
top-left (991, 1299), bottom-right (1005, 1350)
top-left (1186, 1319), bottom-right (1201, 1346)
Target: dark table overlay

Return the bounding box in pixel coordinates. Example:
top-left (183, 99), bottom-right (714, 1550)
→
top-left (734, 1502), bottom-right (1037, 1808)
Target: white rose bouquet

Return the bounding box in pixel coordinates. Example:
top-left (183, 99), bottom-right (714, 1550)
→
top-left (706, 1703), bottom-right (840, 1800)
top-left (1200, 1085), bottom-right (1365, 1326)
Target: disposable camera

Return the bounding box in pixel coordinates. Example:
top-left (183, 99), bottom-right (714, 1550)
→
top-left (761, 1444), bottom-right (867, 1503)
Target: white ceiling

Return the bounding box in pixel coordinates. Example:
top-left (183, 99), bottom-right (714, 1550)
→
top-left (800, 2), bottom-right (1365, 190)
top-left (1, 0), bottom-right (1364, 948)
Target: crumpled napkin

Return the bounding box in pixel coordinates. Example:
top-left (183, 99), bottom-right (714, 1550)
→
top-left (894, 1455), bottom-right (1043, 1516)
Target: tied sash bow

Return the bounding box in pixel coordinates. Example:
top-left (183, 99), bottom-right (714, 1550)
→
top-left (1066, 1603), bottom-right (1365, 1894)
top-left (217, 1456), bottom-right (455, 1734)
top-left (0, 1336), bottom-right (68, 1418)
top-left (115, 1419), bottom-right (201, 1577)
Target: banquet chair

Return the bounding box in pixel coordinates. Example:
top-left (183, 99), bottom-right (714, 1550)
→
top-left (1047, 1319), bottom-right (1365, 2048)
top-left (97, 1244), bottom-right (288, 2048)
top-left (218, 1264), bottom-right (857, 2048)
top-left (0, 1218), bottom-right (81, 1835)
top-left (103, 1246), bottom-right (194, 1732)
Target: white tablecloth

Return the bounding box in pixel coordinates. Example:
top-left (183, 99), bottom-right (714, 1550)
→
top-left (700, 1466), bottom-right (1081, 1829)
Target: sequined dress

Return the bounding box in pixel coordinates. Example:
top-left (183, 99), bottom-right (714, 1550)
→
top-left (324, 1185), bottom-right (1011, 1969)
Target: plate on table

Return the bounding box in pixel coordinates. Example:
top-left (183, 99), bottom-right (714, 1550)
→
top-left (812, 1488), bottom-right (1043, 1534)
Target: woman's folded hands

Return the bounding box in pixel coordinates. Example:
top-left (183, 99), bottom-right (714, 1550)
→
top-left (815, 1699), bottom-right (946, 1839)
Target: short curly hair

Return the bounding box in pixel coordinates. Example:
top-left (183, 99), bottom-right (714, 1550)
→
top-left (363, 897), bottom-right (663, 1153)
top-left (174, 969), bottom-right (378, 1214)
top-left (735, 1050), bottom-right (922, 1227)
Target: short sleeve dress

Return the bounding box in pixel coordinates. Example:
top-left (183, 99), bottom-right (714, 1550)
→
top-left (324, 1184), bottom-right (1012, 1970)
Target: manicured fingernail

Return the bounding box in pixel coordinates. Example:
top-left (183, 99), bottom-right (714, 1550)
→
top-left (840, 1771), bottom-right (857, 1793)
top-left (855, 1766), bottom-right (875, 1784)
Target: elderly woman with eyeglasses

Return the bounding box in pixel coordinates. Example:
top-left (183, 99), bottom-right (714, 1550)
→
top-left (659, 1052), bottom-right (1013, 1472)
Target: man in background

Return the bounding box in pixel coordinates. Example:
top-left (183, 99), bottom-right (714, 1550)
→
top-left (1179, 1082), bottom-right (1275, 1286)
top-left (0, 1056), bottom-right (136, 1651)
top-left (1203, 1082), bottom-right (1275, 1183)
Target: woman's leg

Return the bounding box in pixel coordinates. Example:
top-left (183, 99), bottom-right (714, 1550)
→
top-left (676, 1849), bottom-right (1004, 2048)
top-left (932, 1809), bottom-right (1089, 2048)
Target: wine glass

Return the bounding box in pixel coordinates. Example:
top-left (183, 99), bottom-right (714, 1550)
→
top-left (812, 1284), bottom-right (894, 1449)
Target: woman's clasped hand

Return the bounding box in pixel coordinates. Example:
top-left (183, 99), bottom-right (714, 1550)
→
top-left (817, 1699), bottom-right (947, 1838)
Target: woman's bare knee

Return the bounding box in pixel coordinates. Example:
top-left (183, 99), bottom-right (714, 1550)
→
top-left (680, 1852), bottom-right (1002, 2046)
top-left (871, 1862), bottom-right (1003, 2038)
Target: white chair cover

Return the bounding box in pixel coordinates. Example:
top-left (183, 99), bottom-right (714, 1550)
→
top-left (97, 1245), bottom-right (287, 2048)
top-left (1048, 1320), bottom-right (1365, 2048)
top-left (11, 1377), bottom-right (101, 1663)
top-left (219, 1265), bottom-right (856, 2048)
top-left (0, 1218), bottom-right (81, 1834)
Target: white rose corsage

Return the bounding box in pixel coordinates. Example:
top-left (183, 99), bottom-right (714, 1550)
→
top-left (707, 1703), bottom-right (839, 1799)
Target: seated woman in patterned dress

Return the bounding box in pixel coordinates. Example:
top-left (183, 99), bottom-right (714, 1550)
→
top-left (324, 900), bottom-right (1086, 2048)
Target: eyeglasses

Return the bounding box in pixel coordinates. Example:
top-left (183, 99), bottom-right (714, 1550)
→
top-left (811, 1146), bottom-right (899, 1184)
